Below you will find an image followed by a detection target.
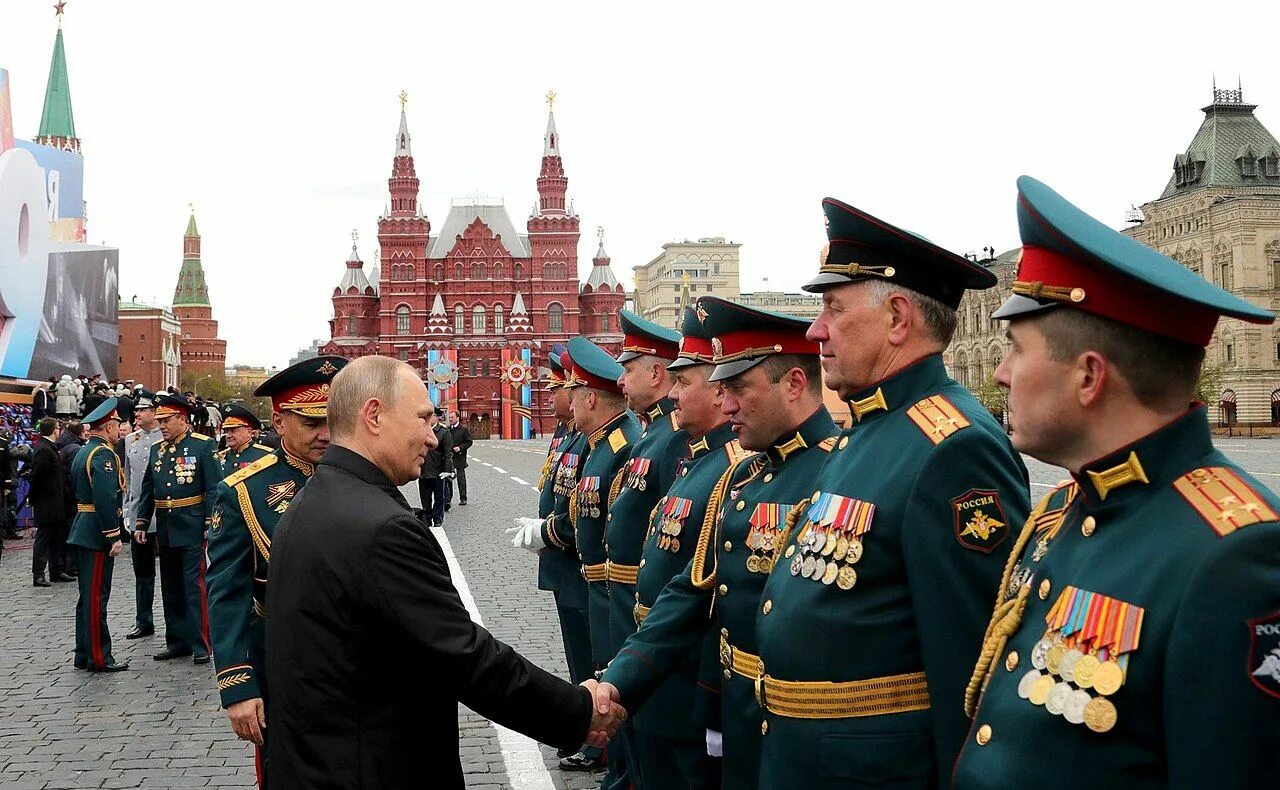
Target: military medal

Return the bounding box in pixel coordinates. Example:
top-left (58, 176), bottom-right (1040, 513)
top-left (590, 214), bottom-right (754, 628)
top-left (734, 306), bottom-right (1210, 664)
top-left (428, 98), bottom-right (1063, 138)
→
top-left (1072, 654), bottom-right (1100, 688)
top-left (1028, 675), bottom-right (1054, 706)
top-left (1045, 682), bottom-right (1071, 715)
top-left (747, 503), bottom-right (784, 575)
top-left (836, 565), bottom-right (857, 590)
top-left (790, 555), bottom-right (803, 576)
top-left (845, 538), bottom-right (863, 564)
top-left (1091, 661), bottom-right (1123, 696)
top-left (1017, 669), bottom-right (1043, 699)
top-left (1064, 689), bottom-right (1091, 725)
top-left (1059, 648), bottom-right (1083, 683)
top-left (821, 562), bottom-right (839, 585)
top-left (746, 555), bottom-right (761, 574)
top-left (833, 536), bottom-right (849, 562)
top-left (1083, 697), bottom-right (1117, 733)
top-left (1031, 636), bottom-right (1054, 670)
top-left (801, 555), bottom-right (816, 578)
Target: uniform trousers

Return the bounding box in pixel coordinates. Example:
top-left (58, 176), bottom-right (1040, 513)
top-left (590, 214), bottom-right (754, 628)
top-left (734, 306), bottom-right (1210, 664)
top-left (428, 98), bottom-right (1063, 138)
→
top-left (32, 516), bottom-right (67, 578)
top-left (417, 477), bottom-right (446, 526)
top-left (74, 549), bottom-right (116, 669)
top-left (553, 589), bottom-right (604, 762)
top-left (632, 731), bottom-right (721, 789)
top-left (130, 534), bottom-right (156, 629)
top-left (158, 541), bottom-right (211, 656)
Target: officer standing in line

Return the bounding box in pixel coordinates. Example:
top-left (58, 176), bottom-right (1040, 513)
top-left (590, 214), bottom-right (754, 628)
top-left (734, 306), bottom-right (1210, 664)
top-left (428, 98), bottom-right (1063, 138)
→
top-left (69, 397), bottom-right (129, 672)
top-left (597, 297), bottom-right (838, 789)
top-left (208, 355), bottom-right (346, 788)
top-left (216, 404), bottom-right (271, 477)
top-left (136, 393), bottom-right (221, 664)
top-left (955, 177), bottom-right (1280, 788)
top-left (750, 198), bottom-right (1031, 788)
top-left (122, 390), bottom-right (162, 640)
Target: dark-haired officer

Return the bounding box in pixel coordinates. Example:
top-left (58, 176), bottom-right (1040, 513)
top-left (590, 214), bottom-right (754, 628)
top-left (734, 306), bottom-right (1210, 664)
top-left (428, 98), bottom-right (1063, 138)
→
top-left (217, 404), bottom-right (271, 477)
top-left (207, 355), bottom-right (346, 788)
top-left (749, 198), bottom-right (1031, 788)
top-left (136, 393), bottom-right (221, 664)
top-left (955, 177), bottom-right (1280, 788)
top-left (69, 397), bottom-right (129, 672)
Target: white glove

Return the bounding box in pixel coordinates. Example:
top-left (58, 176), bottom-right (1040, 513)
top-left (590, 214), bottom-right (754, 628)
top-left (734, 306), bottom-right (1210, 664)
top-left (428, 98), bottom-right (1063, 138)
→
top-left (706, 729), bottom-right (723, 757)
top-left (505, 517), bottom-right (546, 553)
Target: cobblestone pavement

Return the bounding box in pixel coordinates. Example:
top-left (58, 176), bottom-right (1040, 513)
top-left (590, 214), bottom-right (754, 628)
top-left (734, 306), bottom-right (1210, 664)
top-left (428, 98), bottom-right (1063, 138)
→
top-left (1, 435), bottom-right (1277, 789)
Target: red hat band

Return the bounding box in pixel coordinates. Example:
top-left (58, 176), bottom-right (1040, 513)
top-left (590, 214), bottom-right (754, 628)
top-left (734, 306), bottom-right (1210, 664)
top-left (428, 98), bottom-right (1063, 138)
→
top-left (678, 335), bottom-right (715, 362)
top-left (273, 383), bottom-right (331, 417)
top-left (711, 329), bottom-right (820, 363)
top-left (622, 333), bottom-right (680, 360)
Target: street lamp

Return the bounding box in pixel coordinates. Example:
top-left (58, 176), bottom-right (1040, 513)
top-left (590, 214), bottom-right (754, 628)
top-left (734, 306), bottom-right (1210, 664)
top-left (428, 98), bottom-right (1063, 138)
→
top-left (195, 374), bottom-right (213, 398)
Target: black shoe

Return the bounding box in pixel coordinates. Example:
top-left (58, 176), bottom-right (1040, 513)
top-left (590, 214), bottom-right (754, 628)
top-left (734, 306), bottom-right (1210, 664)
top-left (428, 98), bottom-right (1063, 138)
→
top-left (445, 504), bottom-right (451, 511)
top-left (52, 572), bottom-right (76, 583)
top-left (90, 662), bottom-right (129, 673)
top-left (153, 647), bottom-right (193, 661)
top-left (558, 751), bottom-right (605, 772)
top-left (193, 654), bottom-right (211, 665)
top-left (555, 745), bottom-right (577, 759)
top-left (125, 626), bottom-right (154, 640)
top-left (73, 658), bottom-right (87, 670)
top-left (33, 576), bottom-right (51, 588)
top-left (459, 500), bottom-right (468, 506)
top-left (3, 529), bottom-right (23, 540)
top-left (64, 570), bottom-right (78, 579)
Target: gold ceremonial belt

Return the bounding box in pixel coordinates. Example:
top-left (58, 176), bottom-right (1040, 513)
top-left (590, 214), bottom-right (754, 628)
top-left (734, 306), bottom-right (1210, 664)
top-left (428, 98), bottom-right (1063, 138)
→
top-left (760, 670), bottom-right (931, 720)
top-left (77, 504), bottom-right (96, 513)
top-left (582, 563), bottom-right (609, 583)
top-left (156, 495), bottom-right (204, 509)
top-left (720, 633), bottom-right (765, 681)
top-left (633, 603), bottom-right (651, 626)
top-left (606, 562), bottom-right (639, 585)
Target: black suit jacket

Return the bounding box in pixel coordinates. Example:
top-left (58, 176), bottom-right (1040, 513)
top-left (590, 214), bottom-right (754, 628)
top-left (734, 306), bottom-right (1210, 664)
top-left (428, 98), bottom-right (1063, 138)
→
top-left (448, 424), bottom-right (473, 469)
top-left (266, 445), bottom-right (592, 789)
top-left (29, 437), bottom-right (64, 524)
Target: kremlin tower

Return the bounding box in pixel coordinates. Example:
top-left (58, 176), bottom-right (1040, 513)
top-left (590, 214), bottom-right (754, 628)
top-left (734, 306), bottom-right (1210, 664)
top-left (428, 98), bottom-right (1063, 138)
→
top-left (171, 209), bottom-right (227, 374)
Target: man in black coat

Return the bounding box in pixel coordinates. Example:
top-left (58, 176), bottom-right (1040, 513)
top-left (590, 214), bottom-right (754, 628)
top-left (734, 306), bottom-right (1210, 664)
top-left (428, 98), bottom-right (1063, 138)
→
top-left (446, 411), bottom-right (473, 506)
top-left (416, 408), bottom-right (453, 527)
top-left (30, 418), bottom-right (71, 586)
top-left (266, 356), bottom-right (624, 789)
top-left (56, 421), bottom-right (86, 578)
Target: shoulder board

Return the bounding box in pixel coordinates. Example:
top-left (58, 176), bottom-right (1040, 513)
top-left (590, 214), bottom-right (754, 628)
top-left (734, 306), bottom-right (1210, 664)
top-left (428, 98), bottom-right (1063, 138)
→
top-left (816, 436), bottom-right (837, 452)
top-left (1172, 466), bottom-right (1280, 537)
top-left (190, 432), bottom-right (212, 442)
top-left (223, 453), bottom-right (279, 488)
top-left (608, 427), bottom-right (629, 453)
top-left (252, 444), bottom-right (273, 452)
top-left (905, 395), bottom-right (972, 445)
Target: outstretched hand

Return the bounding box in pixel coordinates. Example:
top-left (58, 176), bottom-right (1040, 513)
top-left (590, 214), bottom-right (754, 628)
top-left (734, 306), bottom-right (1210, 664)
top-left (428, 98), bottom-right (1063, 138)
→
top-left (580, 679), bottom-right (626, 746)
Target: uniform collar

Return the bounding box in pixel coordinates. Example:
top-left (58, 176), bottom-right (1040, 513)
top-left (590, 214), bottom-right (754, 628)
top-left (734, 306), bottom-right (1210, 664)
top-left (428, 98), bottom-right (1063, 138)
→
top-left (86, 435), bottom-right (110, 448)
top-left (170, 429), bottom-right (190, 445)
top-left (767, 406), bottom-right (838, 465)
top-left (641, 397), bottom-right (674, 426)
top-left (279, 444), bottom-right (316, 476)
top-left (687, 420), bottom-right (736, 459)
top-left (588, 411), bottom-right (631, 450)
top-left (1072, 405), bottom-right (1214, 509)
top-left (846, 354), bottom-right (949, 424)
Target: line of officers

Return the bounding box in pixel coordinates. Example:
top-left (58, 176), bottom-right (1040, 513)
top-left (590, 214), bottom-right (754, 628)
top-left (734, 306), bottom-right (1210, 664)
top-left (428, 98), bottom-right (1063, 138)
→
top-left (67, 356), bottom-right (348, 787)
top-left (509, 178), bottom-right (1280, 789)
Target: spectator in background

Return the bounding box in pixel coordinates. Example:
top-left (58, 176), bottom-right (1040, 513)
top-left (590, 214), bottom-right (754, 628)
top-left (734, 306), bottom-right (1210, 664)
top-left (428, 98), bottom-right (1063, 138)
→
top-left (55, 375), bottom-right (81, 419)
top-left (32, 380), bottom-right (52, 422)
top-left (56, 421), bottom-right (87, 578)
top-left (30, 418), bottom-right (70, 586)
top-left (417, 408), bottom-right (454, 528)
top-left (447, 411), bottom-right (473, 507)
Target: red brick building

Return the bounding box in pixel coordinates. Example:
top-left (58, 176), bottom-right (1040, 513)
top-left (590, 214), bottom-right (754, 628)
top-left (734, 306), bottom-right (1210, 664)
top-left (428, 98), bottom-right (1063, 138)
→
top-left (117, 302), bottom-right (181, 390)
top-left (321, 98), bottom-right (624, 438)
top-left (171, 211), bottom-right (227, 374)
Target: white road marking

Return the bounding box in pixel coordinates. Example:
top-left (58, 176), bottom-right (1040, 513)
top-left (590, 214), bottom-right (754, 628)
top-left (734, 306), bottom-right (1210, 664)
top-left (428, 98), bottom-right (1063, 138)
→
top-left (493, 467), bottom-right (507, 474)
top-left (1030, 482), bottom-right (1056, 488)
top-left (430, 525), bottom-right (558, 790)
top-left (510, 476), bottom-right (530, 486)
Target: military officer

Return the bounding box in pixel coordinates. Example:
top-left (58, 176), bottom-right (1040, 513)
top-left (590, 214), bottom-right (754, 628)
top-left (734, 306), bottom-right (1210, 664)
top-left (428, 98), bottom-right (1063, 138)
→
top-left (746, 198), bottom-right (1032, 788)
top-left (207, 355), bottom-right (346, 787)
top-left (216, 403), bottom-right (271, 477)
top-left (598, 297), bottom-right (838, 789)
top-left (955, 177), bottom-right (1280, 787)
top-left (69, 397), bottom-right (129, 672)
top-left (136, 393), bottom-right (221, 664)
top-left (122, 389), bottom-right (162, 640)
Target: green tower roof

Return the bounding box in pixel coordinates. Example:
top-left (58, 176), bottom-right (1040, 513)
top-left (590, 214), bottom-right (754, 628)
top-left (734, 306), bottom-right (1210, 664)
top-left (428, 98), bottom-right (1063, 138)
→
top-left (186, 212), bottom-right (199, 237)
top-left (37, 27), bottom-right (76, 140)
top-left (173, 259), bottom-right (211, 307)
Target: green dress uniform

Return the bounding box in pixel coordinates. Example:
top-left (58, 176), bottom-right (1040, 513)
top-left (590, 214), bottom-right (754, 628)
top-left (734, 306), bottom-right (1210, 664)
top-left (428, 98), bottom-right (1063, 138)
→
top-left (69, 404), bottom-right (127, 671)
top-left (217, 403), bottom-right (270, 478)
top-left (750, 199), bottom-right (1031, 788)
top-left (217, 443), bottom-right (273, 479)
top-left (625, 420), bottom-right (745, 788)
top-left (137, 395), bottom-right (222, 659)
top-left (955, 176), bottom-right (1280, 787)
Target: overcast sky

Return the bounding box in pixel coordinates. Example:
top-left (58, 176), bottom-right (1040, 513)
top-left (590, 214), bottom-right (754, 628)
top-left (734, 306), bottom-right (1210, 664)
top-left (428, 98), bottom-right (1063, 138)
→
top-left (3, 0), bottom-right (1277, 368)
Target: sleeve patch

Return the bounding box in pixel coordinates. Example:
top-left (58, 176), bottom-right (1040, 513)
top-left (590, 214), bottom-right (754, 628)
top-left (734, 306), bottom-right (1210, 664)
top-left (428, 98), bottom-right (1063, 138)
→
top-left (951, 488), bottom-right (1009, 554)
top-left (906, 395), bottom-right (972, 445)
top-left (209, 504), bottom-right (224, 537)
top-left (1248, 611), bottom-right (1280, 699)
top-left (1173, 467), bottom-right (1279, 537)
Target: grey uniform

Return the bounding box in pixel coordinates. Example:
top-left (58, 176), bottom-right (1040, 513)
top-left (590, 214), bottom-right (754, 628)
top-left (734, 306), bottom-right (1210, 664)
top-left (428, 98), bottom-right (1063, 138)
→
top-left (123, 426), bottom-right (162, 630)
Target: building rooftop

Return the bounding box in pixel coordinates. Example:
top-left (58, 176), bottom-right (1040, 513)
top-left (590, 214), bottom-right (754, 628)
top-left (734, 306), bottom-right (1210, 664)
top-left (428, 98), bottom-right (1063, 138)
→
top-left (1160, 87), bottom-right (1280, 199)
top-left (427, 202), bottom-right (531, 259)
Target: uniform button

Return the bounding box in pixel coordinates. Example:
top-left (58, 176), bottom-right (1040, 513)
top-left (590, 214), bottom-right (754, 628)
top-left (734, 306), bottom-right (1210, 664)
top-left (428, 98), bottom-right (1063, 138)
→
top-left (838, 436), bottom-right (849, 450)
top-left (1039, 579), bottom-right (1051, 600)
top-left (763, 473), bottom-right (773, 483)
top-left (724, 669), bottom-right (732, 680)
top-left (718, 584), bottom-right (728, 595)
top-left (812, 489), bottom-right (821, 499)
top-left (761, 720), bottom-right (768, 736)
top-left (1081, 516), bottom-right (1096, 537)
top-left (608, 513), bottom-right (613, 521)
top-left (634, 592), bottom-right (640, 601)
top-left (1005, 651), bottom-right (1018, 671)
top-left (723, 541), bottom-right (733, 552)
top-left (639, 559), bottom-right (646, 568)
top-left (976, 724), bottom-right (992, 745)
top-left (736, 501), bottom-right (745, 511)
top-left (762, 600), bottom-right (772, 615)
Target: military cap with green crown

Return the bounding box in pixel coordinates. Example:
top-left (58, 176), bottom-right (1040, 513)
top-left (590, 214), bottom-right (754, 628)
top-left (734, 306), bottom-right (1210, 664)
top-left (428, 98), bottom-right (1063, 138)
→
top-left (697, 295), bottom-right (821, 381)
top-left (153, 392), bottom-right (193, 419)
top-left (615, 309), bottom-right (682, 363)
top-left (993, 175), bottom-right (1275, 346)
top-left (84, 397), bottom-right (120, 427)
top-left (667, 304), bottom-right (715, 370)
top-left (254, 355), bottom-right (347, 417)
top-left (563, 337), bottom-right (625, 394)
top-left (220, 403), bottom-right (262, 431)
top-left (804, 196), bottom-right (997, 307)
top-left (544, 351), bottom-right (567, 390)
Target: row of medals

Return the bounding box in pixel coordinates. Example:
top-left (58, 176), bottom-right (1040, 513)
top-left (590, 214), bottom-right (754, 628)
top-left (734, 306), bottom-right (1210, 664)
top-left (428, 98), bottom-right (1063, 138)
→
top-left (655, 512), bottom-right (684, 553)
top-left (744, 522), bottom-right (778, 574)
top-left (1016, 629), bottom-right (1122, 733)
top-left (553, 461), bottom-right (578, 498)
top-left (786, 522), bottom-right (862, 590)
top-left (581, 488), bottom-right (603, 519)
top-left (170, 450), bottom-right (196, 484)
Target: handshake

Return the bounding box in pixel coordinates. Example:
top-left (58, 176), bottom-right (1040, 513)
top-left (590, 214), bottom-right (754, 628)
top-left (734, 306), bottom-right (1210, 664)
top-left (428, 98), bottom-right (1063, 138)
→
top-left (579, 680), bottom-right (627, 747)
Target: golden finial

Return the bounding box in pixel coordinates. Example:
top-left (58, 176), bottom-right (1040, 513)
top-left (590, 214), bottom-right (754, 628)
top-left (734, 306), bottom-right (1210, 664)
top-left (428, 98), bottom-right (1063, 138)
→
top-left (545, 90), bottom-right (557, 110)
top-left (681, 272), bottom-right (691, 285)
top-left (399, 90), bottom-right (408, 110)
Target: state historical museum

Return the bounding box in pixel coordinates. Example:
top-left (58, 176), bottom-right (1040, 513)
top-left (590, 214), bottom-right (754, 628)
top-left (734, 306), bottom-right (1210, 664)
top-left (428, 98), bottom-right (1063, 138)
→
top-left (321, 96), bottom-right (625, 439)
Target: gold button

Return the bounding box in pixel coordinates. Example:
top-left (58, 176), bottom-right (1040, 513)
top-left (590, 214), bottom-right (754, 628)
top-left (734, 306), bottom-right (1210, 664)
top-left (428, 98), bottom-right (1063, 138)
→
top-left (1081, 516), bottom-right (1096, 537)
top-left (736, 501), bottom-right (745, 511)
top-left (1039, 579), bottom-right (1051, 600)
top-left (723, 541), bottom-right (733, 552)
top-left (608, 514), bottom-right (613, 521)
top-left (761, 720), bottom-right (769, 735)
top-left (762, 599), bottom-right (772, 615)
top-left (639, 559), bottom-right (646, 568)
top-left (1005, 651), bottom-right (1018, 671)
top-left (812, 489), bottom-right (821, 499)
top-left (763, 473), bottom-right (773, 483)
top-left (718, 584), bottom-right (728, 595)
top-left (723, 669), bottom-right (732, 680)
top-left (976, 724), bottom-right (992, 745)
top-left (838, 436), bottom-right (849, 449)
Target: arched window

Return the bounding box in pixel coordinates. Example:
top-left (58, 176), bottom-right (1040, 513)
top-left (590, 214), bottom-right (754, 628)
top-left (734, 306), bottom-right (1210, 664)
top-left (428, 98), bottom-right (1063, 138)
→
top-left (514, 262), bottom-right (524, 279)
top-left (395, 305), bottom-right (410, 335)
top-left (548, 303), bottom-right (564, 333)
top-left (472, 263), bottom-right (486, 280)
top-left (469, 357), bottom-right (478, 376)
top-left (472, 305), bottom-right (487, 334)
top-left (434, 263), bottom-right (444, 281)
top-left (493, 262), bottom-right (504, 280)
top-left (347, 315), bottom-right (358, 335)
top-left (454, 305), bottom-right (465, 334)
top-left (600, 313), bottom-right (610, 333)
top-left (454, 263), bottom-right (464, 280)
top-left (482, 358), bottom-right (491, 376)
top-left (494, 304), bottom-right (505, 334)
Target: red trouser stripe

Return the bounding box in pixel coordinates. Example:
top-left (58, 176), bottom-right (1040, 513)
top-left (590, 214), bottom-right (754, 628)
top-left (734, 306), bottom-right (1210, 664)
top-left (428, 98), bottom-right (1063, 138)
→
top-left (89, 552), bottom-right (105, 669)
top-left (198, 540), bottom-right (211, 653)
top-left (255, 745), bottom-right (265, 788)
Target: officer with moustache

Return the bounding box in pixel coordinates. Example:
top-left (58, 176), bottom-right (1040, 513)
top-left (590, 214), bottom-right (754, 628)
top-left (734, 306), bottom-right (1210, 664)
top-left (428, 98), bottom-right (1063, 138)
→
top-left (597, 297), bottom-right (838, 789)
top-left (216, 404), bottom-right (271, 477)
top-left (207, 355), bottom-right (346, 788)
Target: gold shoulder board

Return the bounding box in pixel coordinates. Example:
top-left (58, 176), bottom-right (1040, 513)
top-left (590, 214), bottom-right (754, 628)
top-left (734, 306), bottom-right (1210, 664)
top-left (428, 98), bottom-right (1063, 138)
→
top-left (1173, 467), bottom-right (1279, 537)
top-left (608, 428), bottom-right (628, 453)
top-left (190, 432), bottom-right (212, 442)
top-left (252, 444), bottom-right (273, 452)
top-left (905, 395), bottom-right (972, 445)
top-left (222, 453), bottom-right (279, 488)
